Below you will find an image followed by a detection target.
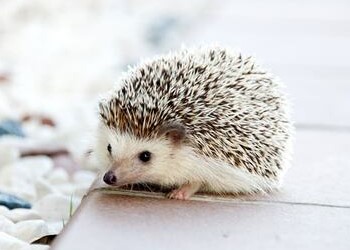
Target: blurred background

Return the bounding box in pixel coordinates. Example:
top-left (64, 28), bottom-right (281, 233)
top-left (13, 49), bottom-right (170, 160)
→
top-left (1, 0), bottom-right (349, 127)
top-left (0, 0), bottom-right (349, 248)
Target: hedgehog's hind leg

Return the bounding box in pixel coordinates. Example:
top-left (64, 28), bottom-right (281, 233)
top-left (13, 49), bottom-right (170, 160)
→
top-left (167, 182), bottom-right (201, 200)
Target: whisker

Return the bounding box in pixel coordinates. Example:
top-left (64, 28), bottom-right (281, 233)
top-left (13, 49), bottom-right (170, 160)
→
top-left (143, 183), bottom-right (154, 193)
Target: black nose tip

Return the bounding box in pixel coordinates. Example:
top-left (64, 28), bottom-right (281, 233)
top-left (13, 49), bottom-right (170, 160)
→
top-left (103, 171), bottom-right (117, 185)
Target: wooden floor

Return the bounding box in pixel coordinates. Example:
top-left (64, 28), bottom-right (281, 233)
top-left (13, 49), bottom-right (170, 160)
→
top-left (51, 1), bottom-right (350, 249)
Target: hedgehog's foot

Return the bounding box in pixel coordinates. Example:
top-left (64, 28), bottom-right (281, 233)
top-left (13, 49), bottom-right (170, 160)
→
top-left (167, 182), bottom-right (201, 200)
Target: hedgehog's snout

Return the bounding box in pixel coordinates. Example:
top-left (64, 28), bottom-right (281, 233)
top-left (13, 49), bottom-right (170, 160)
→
top-left (103, 170), bottom-right (117, 185)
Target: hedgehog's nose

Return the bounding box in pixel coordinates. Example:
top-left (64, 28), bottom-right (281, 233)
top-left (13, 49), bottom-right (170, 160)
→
top-left (103, 171), bottom-right (117, 185)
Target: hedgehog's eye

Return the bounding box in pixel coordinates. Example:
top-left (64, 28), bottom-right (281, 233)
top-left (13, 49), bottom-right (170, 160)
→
top-left (138, 151), bottom-right (151, 163)
top-left (107, 144), bottom-right (112, 154)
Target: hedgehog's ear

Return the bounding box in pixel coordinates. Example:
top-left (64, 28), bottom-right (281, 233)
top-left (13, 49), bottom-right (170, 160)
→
top-left (158, 123), bottom-right (186, 144)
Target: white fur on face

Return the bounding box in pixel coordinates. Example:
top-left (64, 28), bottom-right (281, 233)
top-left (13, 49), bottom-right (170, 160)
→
top-left (94, 124), bottom-right (195, 186)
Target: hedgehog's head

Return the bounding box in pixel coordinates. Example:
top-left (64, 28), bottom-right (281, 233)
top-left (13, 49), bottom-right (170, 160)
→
top-left (95, 120), bottom-right (194, 188)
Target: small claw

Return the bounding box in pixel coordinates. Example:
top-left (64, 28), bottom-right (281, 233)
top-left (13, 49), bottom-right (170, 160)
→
top-left (167, 189), bottom-right (188, 200)
top-left (166, 182), bottom-right (201, 200)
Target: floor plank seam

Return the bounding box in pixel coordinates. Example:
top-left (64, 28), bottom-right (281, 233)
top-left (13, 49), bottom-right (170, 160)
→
top-left (296, 123), bottom-right (350, 132)
top-left (87, 188), bottom-right (350, 209)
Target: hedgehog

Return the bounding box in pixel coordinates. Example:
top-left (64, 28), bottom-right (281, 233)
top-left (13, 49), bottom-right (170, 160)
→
top-left (94, 46), bottom-right (293, 200)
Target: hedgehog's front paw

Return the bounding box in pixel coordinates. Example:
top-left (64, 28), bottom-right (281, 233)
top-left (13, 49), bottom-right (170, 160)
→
top-left (166, 183), bottom-right (201, 200)
top-left (167, 188), bottom-right (189, 200)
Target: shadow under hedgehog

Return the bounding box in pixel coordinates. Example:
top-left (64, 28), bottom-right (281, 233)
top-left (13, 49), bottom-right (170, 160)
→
top-left (93, 46), bottom-right (293, 200)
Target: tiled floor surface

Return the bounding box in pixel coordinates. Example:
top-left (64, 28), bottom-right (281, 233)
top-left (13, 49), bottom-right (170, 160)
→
top-left (52, 1), bottom-right (350, 249)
